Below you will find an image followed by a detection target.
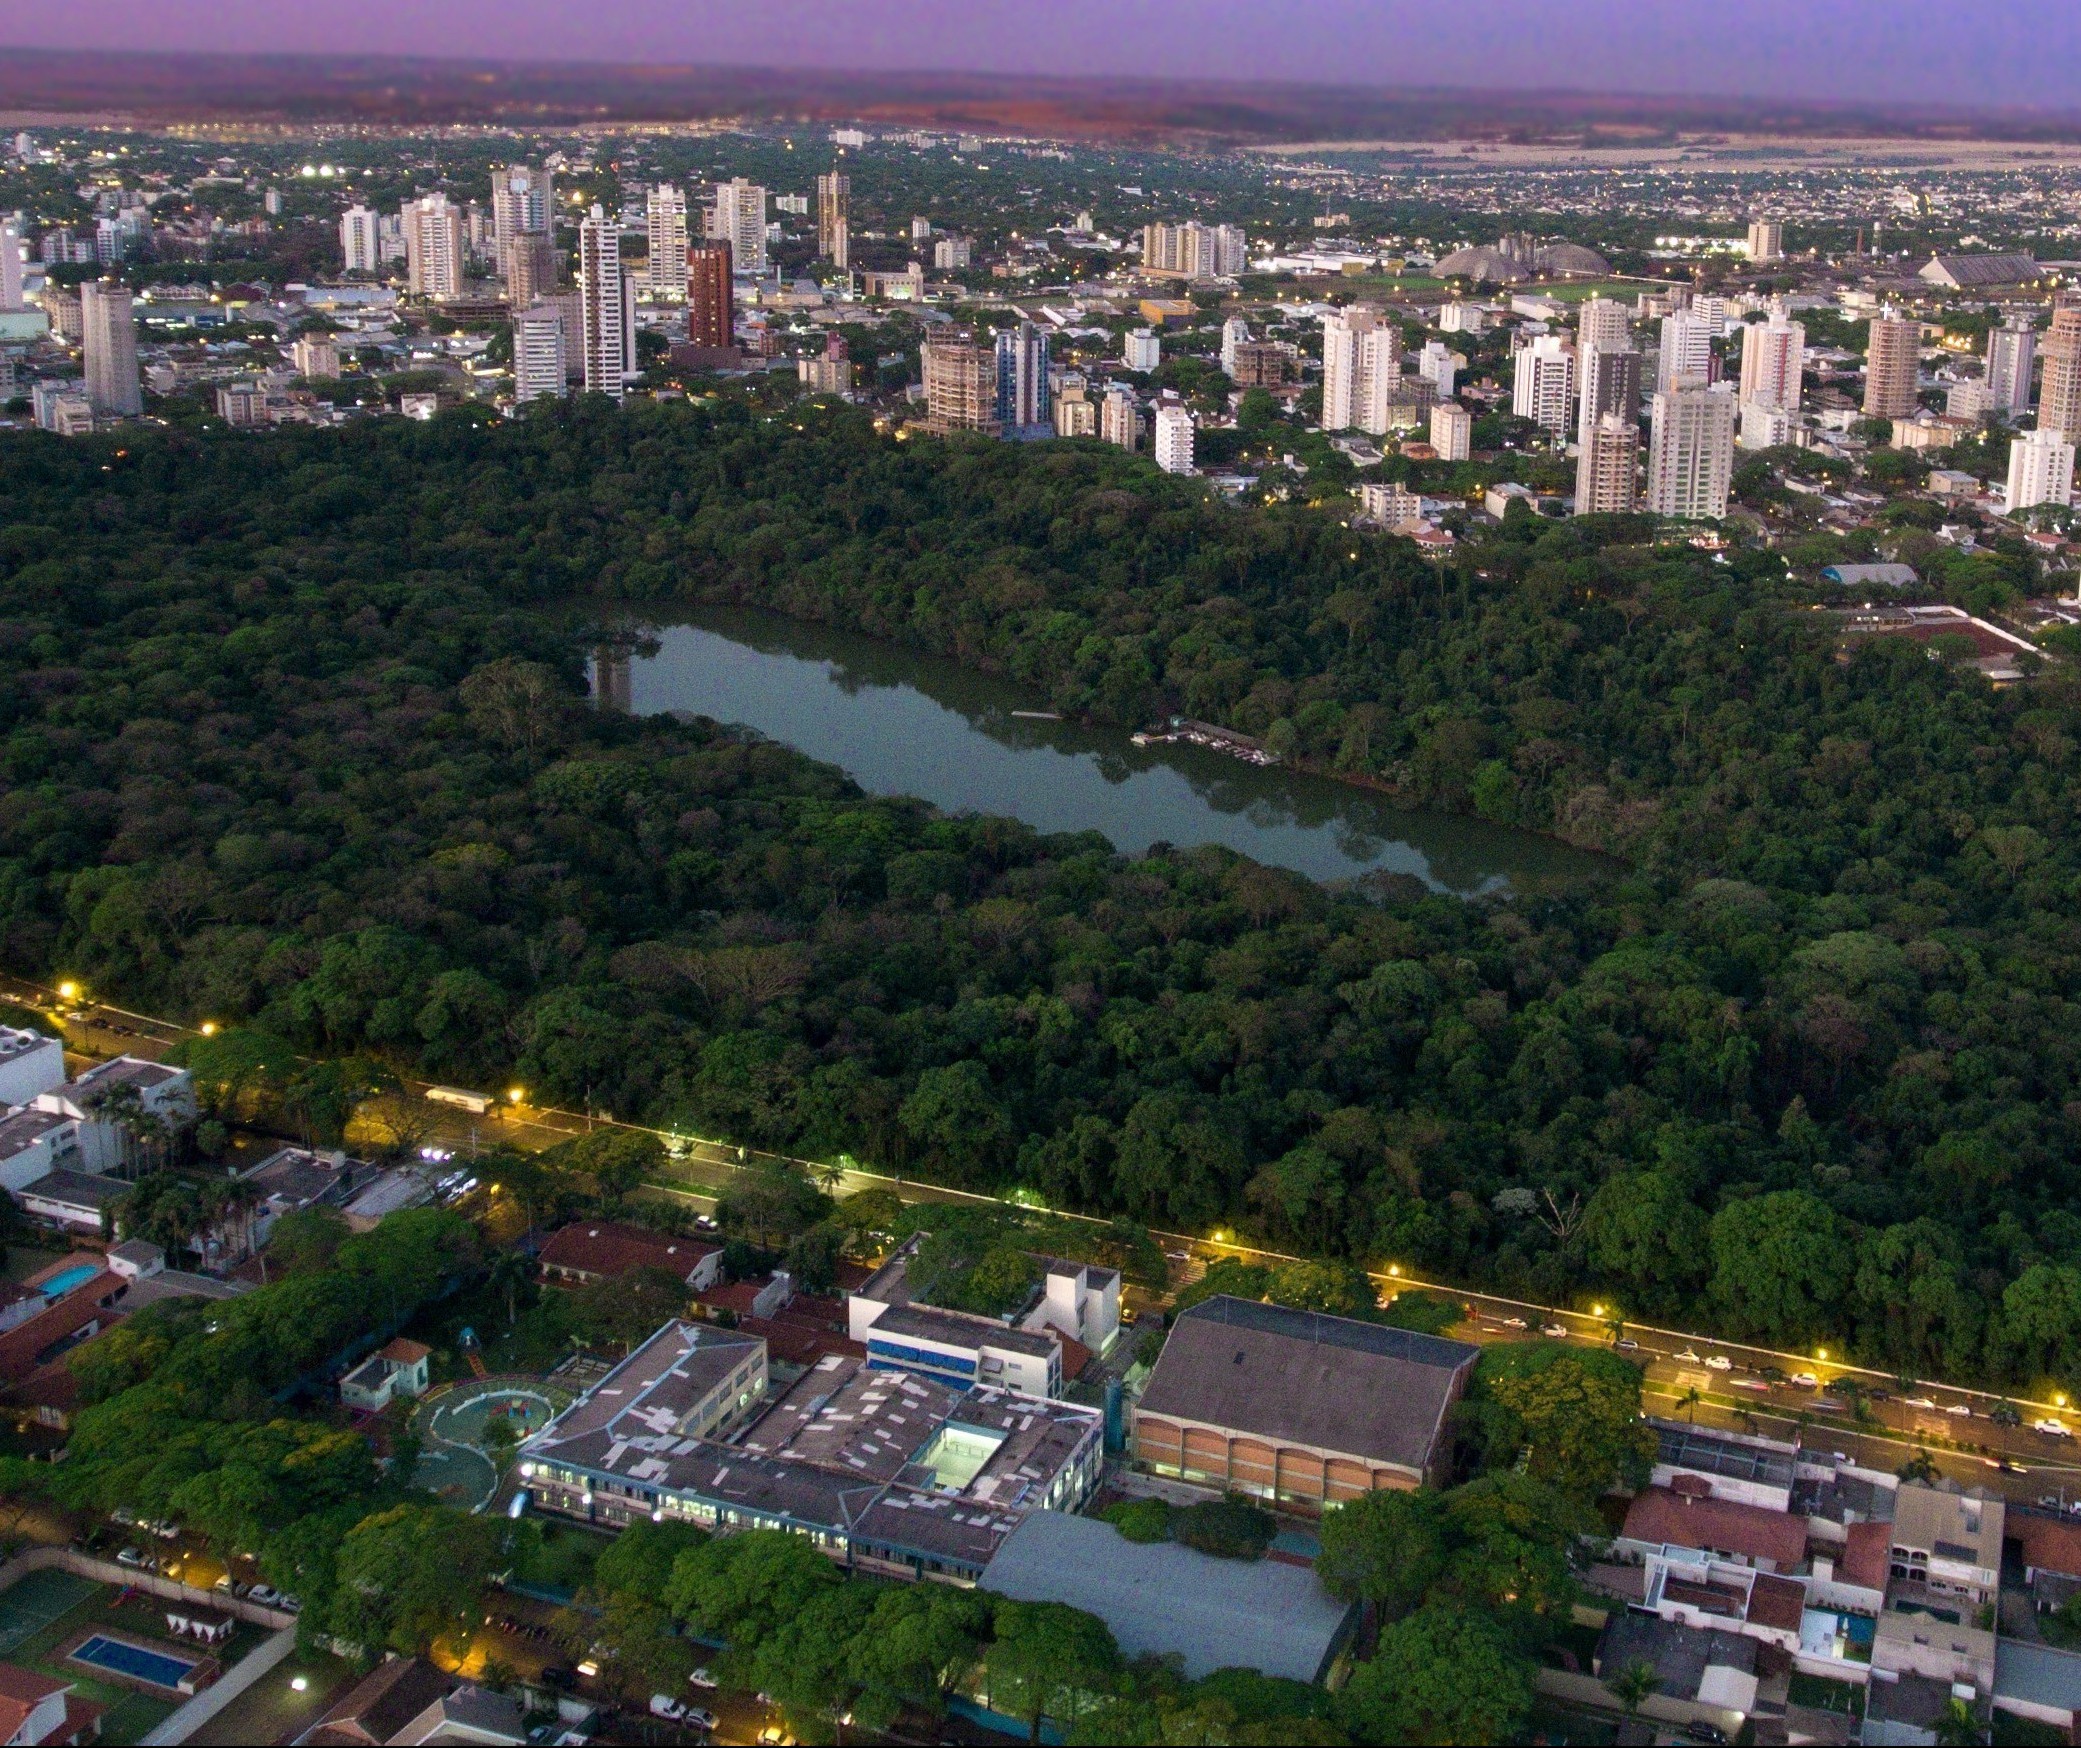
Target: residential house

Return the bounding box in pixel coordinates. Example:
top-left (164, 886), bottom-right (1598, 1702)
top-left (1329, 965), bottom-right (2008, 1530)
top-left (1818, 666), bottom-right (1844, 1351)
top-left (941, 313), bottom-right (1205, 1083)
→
top-left (1617, 1479), bottom-right (1809, 1573)
top-left (32, 1058), bottom-right (195, 1175)
top-left (1592, 1615), bottom-right (1761, 1741)
top-left (294, 1655), bottom-right (526, 1746)
top-left (0, 1028), bottom-right (66, 1108)
top-left (339, 1339), bottom-right (433, 1412)
top-left (536, 1221), bottom-right (722, 1292)
top-left (0, 1665), bottom-right (102, 1746)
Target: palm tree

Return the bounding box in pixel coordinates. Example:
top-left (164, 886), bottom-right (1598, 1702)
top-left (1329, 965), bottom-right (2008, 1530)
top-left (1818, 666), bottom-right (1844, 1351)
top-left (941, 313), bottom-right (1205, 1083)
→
top-left (1679, 1385), bottom-right (1703, 1424)
top-left (1932, 1695), bottom-right (1980, 1746)
top-left (1606, 1660), bottom-right (1659, 1719)
top-left (487, 1250), bottom-right (533, 1329)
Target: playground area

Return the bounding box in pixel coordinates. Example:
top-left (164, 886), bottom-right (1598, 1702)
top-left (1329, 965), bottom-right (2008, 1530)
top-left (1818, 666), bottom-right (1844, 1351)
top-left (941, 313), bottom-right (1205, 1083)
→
top-left (410, 1381), bottom-right (568, 1512)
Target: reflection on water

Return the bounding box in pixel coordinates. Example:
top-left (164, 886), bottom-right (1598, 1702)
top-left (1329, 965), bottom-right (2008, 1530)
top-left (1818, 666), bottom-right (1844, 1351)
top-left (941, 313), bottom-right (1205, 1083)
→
top-left (606, 605), bottom-right (1613, 896)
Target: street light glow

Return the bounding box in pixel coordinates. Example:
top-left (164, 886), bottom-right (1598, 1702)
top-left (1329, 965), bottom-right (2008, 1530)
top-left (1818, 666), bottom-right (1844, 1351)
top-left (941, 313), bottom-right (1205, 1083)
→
top-left (57, 980), bottom-right (78, 1000)
top-left (507, 1087), bottom-right (525, 1104)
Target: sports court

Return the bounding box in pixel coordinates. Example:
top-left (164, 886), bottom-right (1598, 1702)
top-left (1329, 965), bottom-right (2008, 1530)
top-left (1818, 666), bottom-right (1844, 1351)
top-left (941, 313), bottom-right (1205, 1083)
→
top-left (0, 1569), bottom-right (97, 1656)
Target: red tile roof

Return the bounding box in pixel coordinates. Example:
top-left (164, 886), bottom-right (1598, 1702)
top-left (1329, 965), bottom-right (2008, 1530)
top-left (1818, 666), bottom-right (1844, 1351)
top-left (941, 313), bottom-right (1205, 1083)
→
top-left (537, 1221), bottom-right (717, 1284)
top-left (1842, 1518), bottom-right (1893, 1590)
top-left (1622, 1485), bottom-right (1808, 1570)
top-left (378, 1337), bottom-right (431, 1365)
top-left (1748, 1571), bottom-right (1809, 1632)
top-left (0, 1665), bottom-right (70, 1743)
top-left (0, 1272), bottom-right (122, 1381)
top-left (2018, 1514), bottom-right (2081, 1580)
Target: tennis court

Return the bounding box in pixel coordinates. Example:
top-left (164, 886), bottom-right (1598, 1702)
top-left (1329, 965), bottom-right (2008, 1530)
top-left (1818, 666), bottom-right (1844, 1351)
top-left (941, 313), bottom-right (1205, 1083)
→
top-left (0, 1569), bottom-right (98, 1656)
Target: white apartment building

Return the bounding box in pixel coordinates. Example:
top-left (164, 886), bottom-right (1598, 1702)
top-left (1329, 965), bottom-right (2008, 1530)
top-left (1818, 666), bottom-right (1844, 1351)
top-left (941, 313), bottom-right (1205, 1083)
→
top-left (1512, 334), bottom-right (1575, 438)
top-left (1153, 404), bottom-right (1196, 475)
top-left (1575, 410), bottom-right (1641, 515)
top-left (1647, 378), bottom-right (1737, 520)
top-left (710, 179), bottom-right (768, 273)
top-left (1738, 303), bottom-right (1806, 410)
top-left (402, 194), bottom-right (466, 300)
top-left (1657, 310), bottom-right (1716, 393)
top-left (2007, 427), bottom-right (2076, 515)
top-left (1429, 400), bottom-right (1472, 462)
top-left (578, 206), bottom-right (635, 399)
top-left (339, 205), bottom-right (383, 275)
top-left (490, 164), bottom-right (551, 268)
top-left (1123, 327), bottom-right (1161, 371)
top-left (1740, 401), bottom-right (1802, 450)
top-left (80, 280), bottom-right (140, 417)
top-left (1321, 308), bottom-right (1402, 436)
top-left (512, 302), bottom-right (569, 404)
top-left (290, 332), bottom-right (339, 379)
top-left (1416, 338), bottom-right (1458, 399)
top-left (1220, 316), bottom-right (1250, 375)
top-left (1, 219), bottom-right (26, 310)
top-left (1101, 384), bottom-right (1140, 451)
top-left (1746, 218), bottom-right (1784, 262)
top-left (1986, 317), bottom-right (2037, 418)
top-left (645, 185), bottom-right (689, 300)
top-left (1438, 301), bottom-right (1485, 335)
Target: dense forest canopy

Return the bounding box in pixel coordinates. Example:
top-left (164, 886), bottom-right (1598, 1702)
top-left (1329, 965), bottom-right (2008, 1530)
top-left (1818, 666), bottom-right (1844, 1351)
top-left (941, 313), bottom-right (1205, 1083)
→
top-left (7, 399), bottom-right (2081, 1387)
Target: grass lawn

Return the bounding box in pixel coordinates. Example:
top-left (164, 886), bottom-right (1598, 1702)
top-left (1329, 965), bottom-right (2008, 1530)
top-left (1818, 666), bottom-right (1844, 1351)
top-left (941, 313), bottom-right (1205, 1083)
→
top-left (0, 1244), bottom-right (70, 1285)
top-left (1788, 1671), bottom-right (1866, 1716)
top-left (510, 1519), bottom-right (613, 1595)
top-left (187, 1646), bottom-right (356, 1747)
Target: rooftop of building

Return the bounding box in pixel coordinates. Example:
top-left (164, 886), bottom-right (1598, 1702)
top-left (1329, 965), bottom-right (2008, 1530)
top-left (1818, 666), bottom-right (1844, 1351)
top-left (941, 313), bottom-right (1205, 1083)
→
top-left (536, 1219), bottom-right (719, 1282)
top-left (869, 1301), bottom-right (1059, 1359)
top-left (1891, 1481), bottom-right (2003, 1569)
top-left (1995, 1638), bottom-right (2081, 1714)
top-left (525, 1335), bottom-right (1098, 1571)
top-left (529, 1320), bottom-right (764, 1456)
top-left (65, 1056), bottom-right (185, 1094)
top-left (16, 1168), bottom-right (127, 1211)
top-left (1135, 1294), bottom-right (1477, 1474)
top-left (1621, 1485), bottom-right (1810, 1571)
top-left (980, 1509), bottom-right (1354, 1685)
top-left (1652, 1418), bottom-right (1797, 1491)
top-left (2014, 1511), bottom-right (2081, 1579)
top-left (1596, 1612), bottom-right (1758, 1693)
top-left (245, 1146), bottom-right (353, 1208)
top-left (0, 1107), bottom-right (72, 1158)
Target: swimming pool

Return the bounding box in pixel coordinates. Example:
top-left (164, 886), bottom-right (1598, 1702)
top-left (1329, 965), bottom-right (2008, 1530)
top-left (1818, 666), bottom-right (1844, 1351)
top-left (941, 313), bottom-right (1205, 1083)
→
top-left (40, 1264), bottom-right (99, 1298)
top-left (70, 1634), bottom-right (199, 1689)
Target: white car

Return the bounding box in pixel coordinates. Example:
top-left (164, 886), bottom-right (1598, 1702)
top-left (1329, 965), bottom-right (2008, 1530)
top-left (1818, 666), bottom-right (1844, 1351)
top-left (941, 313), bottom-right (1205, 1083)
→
top-left (1904, 1397), bottom-right (1937, 1410)
top-left (1674, 1349), bottom-right (1702, 1364)
top-left (2036, 1418), bottom-right (2072, 1437)
top-left (1788, 1371), bottom-right (1821, 1389)
top-left (1541, 1323), bottom-right (1570, 1339)
top-left (688, 1668), bottom-right (716, 1689)
top-left (1945, 1402), bottom-right (1974, 1418)
top-left (249, 1584), bottom-right (282, 1606)
top-left (1499, 1316), bottom-right (1528, 1330)
top-left (116, 1547), bottom-right (149, 1569)
top-left (650, 1695), bottom-right (690, 1721)
top-left (1703, 1355), bottom-right (1734, 1372)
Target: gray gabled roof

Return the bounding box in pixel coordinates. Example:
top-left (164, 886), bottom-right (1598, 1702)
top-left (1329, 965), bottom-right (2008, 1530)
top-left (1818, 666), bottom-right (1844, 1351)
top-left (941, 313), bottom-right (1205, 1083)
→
top-left (1136, 1296), bottom-right (1478, 1474)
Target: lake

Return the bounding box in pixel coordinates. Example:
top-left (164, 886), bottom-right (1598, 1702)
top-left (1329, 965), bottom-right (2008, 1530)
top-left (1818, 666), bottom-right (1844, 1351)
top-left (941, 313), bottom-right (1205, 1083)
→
top-left (604, 605), bottom-right (1612, 896)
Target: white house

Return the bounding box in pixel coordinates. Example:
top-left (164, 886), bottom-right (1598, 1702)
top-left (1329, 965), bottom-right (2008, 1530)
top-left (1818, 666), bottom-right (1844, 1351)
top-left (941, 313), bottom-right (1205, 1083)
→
top-left (339, 1337), bottom-right (433, 1412)
top-left (0, 1027), bottom-right (66, 1108)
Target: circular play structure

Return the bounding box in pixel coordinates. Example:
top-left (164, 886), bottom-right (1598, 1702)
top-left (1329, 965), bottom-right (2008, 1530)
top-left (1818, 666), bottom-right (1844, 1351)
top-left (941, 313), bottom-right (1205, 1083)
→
top-left (410, 1379), bottom-right (568, 1513)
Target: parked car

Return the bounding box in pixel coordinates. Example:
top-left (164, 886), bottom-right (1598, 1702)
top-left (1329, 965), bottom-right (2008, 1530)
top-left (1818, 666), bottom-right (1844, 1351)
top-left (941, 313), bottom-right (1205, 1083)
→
top-left (280, 1593), bottom-right (302, 1613)
top-left (1614, 1338), bottom-right (1639, 1351)
top-left (1945, 1402), bottom-right (1974, 1417)
top-left (651, 1695), bottom-right (690, 1721)
top-left (2035, 1418), bottom-right (2071, 1437)
top-left (1904, 1396), bottom-right (1937, 1410)
top-left (116, 1547), bottom-right (149, 1569)
top-left (688, 1710), bottom-right (717, 1732)
top-left (1540, 1323), bottom-right (1570, 1339)
top-left (688, 1668), bottom-right (716, 1689)
top-left (249, 1584), bottom-right (282, 1606)
top-left (1704, 1355), bottom-right (1734, 1372)
top-left (1788, 1371), bottom-right (1821, 1389)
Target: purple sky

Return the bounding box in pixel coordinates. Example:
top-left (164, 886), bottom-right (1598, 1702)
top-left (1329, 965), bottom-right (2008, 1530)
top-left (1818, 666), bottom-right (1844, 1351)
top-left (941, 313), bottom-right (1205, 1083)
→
top-left (9, 1), bottom-right (2081, 110)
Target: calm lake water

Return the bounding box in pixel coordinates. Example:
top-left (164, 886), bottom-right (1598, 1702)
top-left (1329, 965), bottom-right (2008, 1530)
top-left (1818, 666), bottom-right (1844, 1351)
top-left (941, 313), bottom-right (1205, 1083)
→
top-left (605, 605), bottom-right (1611, 896)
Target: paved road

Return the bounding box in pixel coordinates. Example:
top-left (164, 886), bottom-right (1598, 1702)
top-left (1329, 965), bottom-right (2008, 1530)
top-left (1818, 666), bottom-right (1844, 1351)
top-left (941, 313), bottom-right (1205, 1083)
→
top-left (14, 968), bottom-right (2081, 1506)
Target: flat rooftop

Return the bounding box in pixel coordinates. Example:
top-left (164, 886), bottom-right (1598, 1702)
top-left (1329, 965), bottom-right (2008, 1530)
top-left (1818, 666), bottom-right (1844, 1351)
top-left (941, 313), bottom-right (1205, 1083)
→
top-left (980, 1509), bottom-right (1353, 1684)
top-left (1654, 1419), bottom-right (1798, 1490)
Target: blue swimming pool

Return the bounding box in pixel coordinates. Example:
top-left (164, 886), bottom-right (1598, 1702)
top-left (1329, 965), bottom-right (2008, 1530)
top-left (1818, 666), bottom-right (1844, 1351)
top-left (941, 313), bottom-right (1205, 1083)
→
top-left (40, 1264), bottom-right (98, 1298)
top-left (70, 1634), bottom-right (197, 1688)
